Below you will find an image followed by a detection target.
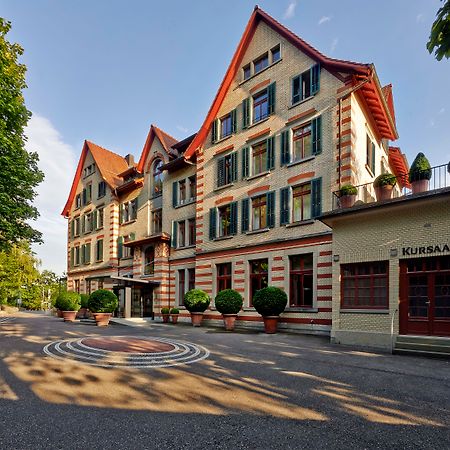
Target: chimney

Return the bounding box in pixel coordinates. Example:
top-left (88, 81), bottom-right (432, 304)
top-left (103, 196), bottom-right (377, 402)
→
top-left (125, 154), bottom-right (135, 167)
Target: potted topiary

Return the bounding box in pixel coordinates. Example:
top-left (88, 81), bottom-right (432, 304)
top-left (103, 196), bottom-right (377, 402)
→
top-left (77, 294), bottom-right (90, 319)
top-left (409, 152), bottom-right (432, 194)
top-left (214, 289), bottom-right (243, 331)
top-left (54, 293), bottom-right (65, 318)
top-left (339, 184), bottom-right (358, 208)
top-left (170, 308), bottom-right (180, 324)
top-left (55, 291), bottom-right (81, 322)
top-left (184, 289), bottom-right (210, 326)
top-left (161, 307), bottom-right (170, 323)
top-left (252, 286), bottom-right (287, 334)
top-left (88, 289), bottom-right (118, 326)
top-left (373, 173), bottom-right (397, 201)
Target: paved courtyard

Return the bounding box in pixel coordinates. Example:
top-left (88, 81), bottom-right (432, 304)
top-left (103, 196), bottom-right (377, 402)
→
top-left (0, 312), bottom-right (449, 449)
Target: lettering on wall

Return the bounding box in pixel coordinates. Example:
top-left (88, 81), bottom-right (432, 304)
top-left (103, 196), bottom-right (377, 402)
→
top-left (402, 244), bottom-right (450, 256)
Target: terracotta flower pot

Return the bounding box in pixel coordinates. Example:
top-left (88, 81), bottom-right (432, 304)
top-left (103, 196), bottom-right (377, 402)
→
top-left (222, 314), bottom-right (237, 331)
top-left (190, 312), bottom-right (204, 327)
top-left (57, 309), bottom-right (63, 318)
top-left (340, 194), bottom-right (356, 208)
top-left (374, 185), bottom-right (393, 202)
top-left (62, 311), bottom-right (77, 322)
top-left (93, 312), bottom-right (112, 327)
top-left (171, 314), bottom-right (179, 324)
top-left (262, 316), bottom-right (279, 334)
top-left (411, 179), bottom-right (429, 194)
top-left (76, 307), bottom-right (88, 319)
top-left (162, 314), bottom-right (170, 323)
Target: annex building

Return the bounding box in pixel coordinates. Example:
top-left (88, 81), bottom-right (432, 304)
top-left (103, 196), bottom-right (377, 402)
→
top-left (62, 7), bottom-right (449, 349)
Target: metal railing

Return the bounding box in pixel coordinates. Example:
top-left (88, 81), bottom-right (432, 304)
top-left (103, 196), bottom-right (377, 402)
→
top-left (332, 162), bottom-right (450, 210)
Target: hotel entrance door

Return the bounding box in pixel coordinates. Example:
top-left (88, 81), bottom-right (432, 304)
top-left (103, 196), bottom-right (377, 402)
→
top-left (400, 256), bottom-right (450, 336)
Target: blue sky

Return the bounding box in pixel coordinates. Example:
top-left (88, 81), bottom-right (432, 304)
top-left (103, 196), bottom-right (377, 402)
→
top-left (2, 0), bottom-right (449, 274)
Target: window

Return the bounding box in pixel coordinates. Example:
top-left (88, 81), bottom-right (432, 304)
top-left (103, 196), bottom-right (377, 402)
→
top-left (217, 263), bottom-right (232, 292)
top-left (252, 195), bottom-right (267, 230)
top-left (97, 207), bottom-right (104, 229)
top-left (290, 254), bottom-right (313, 307)
top-left (253, 90), bottom-right (268, 123)
top-left (188, 268), bottom-right (195, 291)
top-left (83, 163), bottom-right (96, 178)
top-left (188, 218), bottom-right (196, 246)
top-left (188, 176), bottom-right (196, 201)
top-left (292, 64), bottom-right (320, 105)
top-left (74, 217), bottom-right (81, 237)
top-left (97, 279), bottom-right (104, 290)
top-left (152, 209), bottom-right (162, 234)
top-left (178, 220), bottom-right (186, 247)
top-left (84, 212), bottom-right (93, 234)
top-left (243, 64), bottom-right (251, 80)
top-left (250, 259), bottom-right (268, 306)
top-left (75, 194), bottom-right (81, 209)
top-left (173, 177), bottom-right (196, 207)
top-left (95, 239), bottom-right (103, 262)
top-left (120, 235), bottom-right (134, 259)
top-left (217, 152), bottom-right (237, 187)
top-left (120, 198), bottom-right (138, 223)
top-left (252, 141), bottom-right (267, 176)
top-left (293, 124), bottom-right (312, 161)
top-left (85, 280), bottom-right (91, 295)
top-left (253, 52), bottom-right (269, 74)
top-left (366, 134), bottom-right (376, 174)
top-left (82, 184), bottom-right (92, 205)
top-left (144, 247), bottom-right (155, 275)
top-left (178, 270), bottom-right (185, 306)
top-left (218, 205), bottom-right (232, 237)
top-left (341, 262), bottom-right (388, 309)
top-left (153, 159), bottom-right (163, 197)
top-left (271, 44), bottom-right (280, 63)
top-left (98, 181), bottom-right (106, 198)
top-left (179, 179), bottom-right (186, 204)
top-left (74, 246), bottom-right (80, 266)
top-left (81, 243), bottom-right (91, 265)
top-left (220, 113), bottom-right (232, 138)
top-left (292, 183), bottom-right (312, 222)
top-left (74, 279), bottom-right (80, 293)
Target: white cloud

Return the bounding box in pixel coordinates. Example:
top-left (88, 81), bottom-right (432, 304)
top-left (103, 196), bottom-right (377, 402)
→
top-left (438, 107), bottom-right (445, 115)
top-left (25, 113), bottom-right (77, 275)
top-left (330, 38), bottom-right (339, 53)
top-left (284, 1), bottom-right (297, 19)
top-left (176, 125), bottom-right (188, 133)
top-left (416, 13), bottom-right (424, 23)
top-left (429, 118), bottom-right (435, 128)
top-left (318, 16), bottom-right (331, 25)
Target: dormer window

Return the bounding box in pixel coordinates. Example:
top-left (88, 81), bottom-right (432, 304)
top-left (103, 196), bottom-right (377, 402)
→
top-left (241, 44), bottom-right (281, 81)
top-left (271, 44), bottom-right (280, 63)
top-left (254, 53), bottom-right (269, 75)
top-left (83, 163), bottom-right (96, 178)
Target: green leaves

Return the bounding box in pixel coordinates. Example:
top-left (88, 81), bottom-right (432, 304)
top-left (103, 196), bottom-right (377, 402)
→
top-left (427, 0), bottom-right (450, 61)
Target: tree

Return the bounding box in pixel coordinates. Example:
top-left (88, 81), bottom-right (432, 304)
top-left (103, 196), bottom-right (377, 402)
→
top-left (0, 18), bottom-right (44, 251)
top-left (427, 0), bottom-right (450, 60)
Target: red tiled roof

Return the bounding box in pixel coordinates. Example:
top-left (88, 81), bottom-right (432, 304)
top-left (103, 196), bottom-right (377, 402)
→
top-left (389, 146), bottom-right (410, 189)
top-left (381, 84), bottom-right (396, 126)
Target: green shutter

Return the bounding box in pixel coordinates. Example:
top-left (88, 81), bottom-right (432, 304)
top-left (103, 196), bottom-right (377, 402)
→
top-left (70, 221), bottom-right (75, 239)
top-left (119, 204), bottom-right (123, 224)
top-left (92, 210), bottom-right (97, 230)
top-left (310, 63), bottom-right (320, 95)
top-left (172, 181), bottom-right (178, 207)
top-left (82, 188), bottom-right (87, 206)
top-left (231, 108), bottom-right (237, 134)
top-left (280, 187), bottom-right (290, 225)
top-left (217, 157), bottom-right (225, 187)
top-left (230, 201), bottom-right (238, 235)
top-left (242, 98), bottom-right (250, 129)
top-left (292, 74), bottom-right (301, 104)
top-left (80, 244), bottom-right (85, 264)
top-left (371, 142), bottom-right (376, 174)
top-left (281, 130), bottom-right (291, 165)
top-left (81, 215), bottom-right (85, 234)
top-left (266, 136), bottom-right (275, 170)
top-left (130, 232), bottom-right (136, 241)
top-left (242, 147), bottom-right (249, 178)
top-left (85, 243), bottom-right (91, 264)
top-left (231, 152), bottom-right (238, 182)
top-left (267, 191), bottom-right (275, 228)
top-left (209, 208), bottom-right (217, 240)
top-left (212, 119), bottom-right (218, 143)
top-left (311, 177), bottom-right (322, 218)
top-left (312, 115), bottom-right (322, 155)
top-left (268, 82), bottom-right (276, 115)
top-left (70, 248), bottom-right (74, 268)
top-left (171, 221), bottom-right (177, 248)
top-left (117, 236), bottom-right (123, 258)
top-left (241, 198), bottom-right (249, 232)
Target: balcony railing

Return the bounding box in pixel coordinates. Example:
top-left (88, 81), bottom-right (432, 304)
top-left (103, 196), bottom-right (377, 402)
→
top-left (332, 162), bottom-right (450, 210)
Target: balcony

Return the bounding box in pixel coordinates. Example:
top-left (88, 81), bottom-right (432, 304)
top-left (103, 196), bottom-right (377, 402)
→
top-left (332, 162), bottom-right (450, 211)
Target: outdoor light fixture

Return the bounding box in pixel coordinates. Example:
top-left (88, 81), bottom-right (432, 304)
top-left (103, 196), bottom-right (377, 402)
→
top-left (390, 248), bottom-right (398, 257)
top-left (333, 254), bottom-right (340, 262)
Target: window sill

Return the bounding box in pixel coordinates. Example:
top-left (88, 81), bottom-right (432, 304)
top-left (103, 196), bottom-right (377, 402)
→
top-left (288, 95), bottom-right (315, 111)
top-left (246, 116), bottom-right (270, 131)
top-left (285, 307), bottom-right (318, 313)
top-left (121, 219), bottom-right (137, 226)
top-left (246, 171), bottom-right (271, 182)
top-left (214, 183), bottom-right (234, 192)
top-left (286, 156), bottom-right (315, 168)
top-left (246, 228), bottom-right (270, 235)
top-left (212, 134), bottom-right (233, 146)
top-left (285, 219), bottom-right (315, 228)
top-left (120, 257), bottom-right (133, 261)
top-left (213, 235), bottom-right (234, 242)
top-left (365, 164), bottom-right (375, 178)
top-left (175, 244), bottom-right (196, 250)
top-left (174, 199), bottom-right (196, 209)
top-left (151, 193), bottom-right (163, 200)
top-left (95, 259), bottom-right (103, 263)
top-left (340, 309), bottom-right (390, 314)
top-left (96, 226), bottom-right (104, 232)
top-left (97, 195), bottom-right (106, 200)
top-left (239, 58), bottom-right (282, 86)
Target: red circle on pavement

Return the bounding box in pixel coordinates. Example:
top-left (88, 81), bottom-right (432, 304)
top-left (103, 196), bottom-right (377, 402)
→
top-left (82, 337), bottom-right (175, 353)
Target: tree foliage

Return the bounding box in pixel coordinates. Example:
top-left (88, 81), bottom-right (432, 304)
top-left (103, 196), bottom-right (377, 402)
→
top-left (0, 18), bottom-right (44, 250)
top-left (427, 0), bottom-right (450, 60)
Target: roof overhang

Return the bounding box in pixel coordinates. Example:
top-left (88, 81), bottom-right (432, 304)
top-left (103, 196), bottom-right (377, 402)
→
top-left (115, 177), bottom-right (144, 194)
top-left (123, 233), bottom-right (171, 247)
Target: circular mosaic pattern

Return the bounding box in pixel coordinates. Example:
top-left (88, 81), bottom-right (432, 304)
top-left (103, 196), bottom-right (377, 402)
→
top-left (43, 335), bottom-right (209, 369)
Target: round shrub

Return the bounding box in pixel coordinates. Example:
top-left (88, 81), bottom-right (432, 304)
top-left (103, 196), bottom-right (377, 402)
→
top-left (339, 184), bottom-right (357, 196)
top-left (374, 173), bottom-right (397, 187)
top-left (409, 152), bottom-right (432, 182)
top-left (184, 289), bottom-right (210, 313)
top-left (161, 307), bottom-right (170, 314)
top-left (215, 289), bottom-right (243, 315)
top-left (55, 291), bottom-right (81, 311)
top-left (170, 308), bottom-right (179, 314)
top-left (80, 294), bottom-right (90, 309)
top-left (88, 289), bottom-right (118, 313)
top-left (253, 286), bottom-right (287, 317)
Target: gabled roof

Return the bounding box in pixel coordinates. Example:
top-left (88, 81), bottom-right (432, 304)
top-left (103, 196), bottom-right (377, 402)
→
top-left (382, 84), bottom-right (396, 126)
top-left (184, 6), bottom-right (397, 159)
top-left (136, 124), bottom-right (179, 172)
top-left (389, 146), bottom-right (410, 189)
top-left (61, 140), bottom-right (129, 217)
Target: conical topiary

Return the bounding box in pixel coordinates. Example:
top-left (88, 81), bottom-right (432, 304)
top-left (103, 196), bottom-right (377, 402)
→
top-left (409, 152), bottom-right (432, 182)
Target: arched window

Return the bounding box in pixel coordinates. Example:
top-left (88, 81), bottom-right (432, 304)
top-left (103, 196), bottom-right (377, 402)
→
top-left (144, 247), bottom-right (155, 275)
top-left (153, 159), bottom-right (163, 197)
